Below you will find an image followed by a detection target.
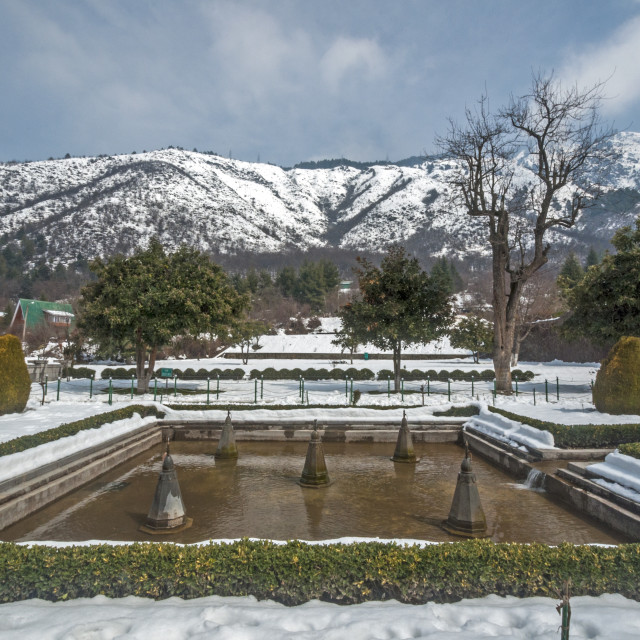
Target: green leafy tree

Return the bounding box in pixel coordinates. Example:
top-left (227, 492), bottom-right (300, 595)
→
top-left (557, 252), bottom-right (584, 292)
top-left (431, 257), bottom-right (464, 294)
top-left (332, 323), bottom-right (362, 365)
top-left (79, 239), bottom-right (246, 393)
top-left (450, 315), bottom-right (494, 364)
top-left (339, 245), bottom-right (453, 390)
top-left (230, 319), bottom-right (270, 365)
top-left (564, 218), bottom-right (640, 343)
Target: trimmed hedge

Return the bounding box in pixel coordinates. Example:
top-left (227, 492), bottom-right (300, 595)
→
top-left (619, 443), bottom-right (640, 460)
top-left (0, 539), bottom-right (638, 605)
top-left (165, 403), bottom-right (412, 411)
top-left (593, 337), bottom-right (640, 415)
top-left (489, 407), bottom-right (640, 449)
top-left (0, 405), bottom-right (164, 458)
top-left (62, 366), bottom-right (97, 379)
top-left (0, 335), bottom-right (31, 415)
top-left (433, 405), bottom-right (480, 417)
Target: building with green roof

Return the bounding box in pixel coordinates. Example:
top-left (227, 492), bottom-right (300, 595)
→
top-left (9, 299), bottom-right (75, 336)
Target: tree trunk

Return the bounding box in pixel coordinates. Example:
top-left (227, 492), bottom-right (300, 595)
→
top-left (135, 339), bottom-right (157, 394)
top-left (491, 215), bottom-right (515, 394)
top-left (393, 341), bottom-right (402, 392)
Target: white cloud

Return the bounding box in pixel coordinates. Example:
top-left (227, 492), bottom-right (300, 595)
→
top-left (320, 37), bottom-right (388, 93)
top-left (561, 14), bottom-right (640, 117)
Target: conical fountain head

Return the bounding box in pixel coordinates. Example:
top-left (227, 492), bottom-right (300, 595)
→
top-left (225, 410), bottom-right (232, 425)
top-left (162, 452), bottom-right (175, 471)
top-left (401, 410), bottom-right (408, 430)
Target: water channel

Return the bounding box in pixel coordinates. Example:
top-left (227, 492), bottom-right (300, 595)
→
top-left (0, 441), bottom-right (628, 544)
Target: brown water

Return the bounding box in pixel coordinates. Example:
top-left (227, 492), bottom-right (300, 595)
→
top-left (0, 442), bottom-right (628, 544)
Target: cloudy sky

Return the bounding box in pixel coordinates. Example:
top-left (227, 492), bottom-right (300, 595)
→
top-left (2, 0), bottom-right (640, 167)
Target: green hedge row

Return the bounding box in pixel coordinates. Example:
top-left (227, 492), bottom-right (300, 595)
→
top-left (1, 539), bottom-right (638, 604)
top-left (250, 367), bottom-right (376, 381)
top-left (164, 403), bottom-right (410, 411)
top-left (100, 367), bottom-right (246, 380)
top-left (619, 443), bottom-right (640, 459)
top-left (0, 406), bottom-right (164, 458)
top-left (489, 407), bottom-right (640, 449)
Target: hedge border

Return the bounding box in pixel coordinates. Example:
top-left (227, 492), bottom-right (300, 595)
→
top-left (619, 443), bottom-right (640, 460)
top-left (0, 406), bottom-right (165, 458)
top-left (488, 406), bottom-right (640, 449)
top-left (0, 539), bottom-right (638, 605)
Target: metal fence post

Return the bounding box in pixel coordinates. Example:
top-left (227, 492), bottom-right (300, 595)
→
top-left (57, 376), bottom-right (61, 401)
top-left (471, 375), bottom-right (474, 397)
top-left (44, 374), bottom-right (48, 396)
top-left (89, 374), bottom-right (93, 399)
top-left (556, 376), bottom-right (560, 401)
top-left (545, 379), bottom-right (549, 402)
top-left (130, 375), bottom-right (135, 399)
top-left (387, 375), bottom-right (390, 398)
top-left (533, 387), bottom-right (536, 405)
top-left (514, 375), bottom-right (518, 397)
top-left (447, 379), bottom-right (451, 402)
top-left (108, 377), bottom-right (112, 405)
top-left (401, 377), bottom-right (404, 402)
top-left (350, 378), bottom-right (353, 404)
top-left (254, 378), bottom-right (257, 404)
top-left (206, 377), bottom-right (210, 405)
top-left (173, 375), bottom-right (177, 397)
top-left (216, 374), bottom-right (220, 400)
top-left (427, 376), bottom-right (430, 396)
top-left (261, 375), bottom-right (264, 400)
top-left (154, 377), bottom-right (157, 402)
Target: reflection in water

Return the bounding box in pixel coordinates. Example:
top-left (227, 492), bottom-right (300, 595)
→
top-left (0, 441), bottom-right (629, 545)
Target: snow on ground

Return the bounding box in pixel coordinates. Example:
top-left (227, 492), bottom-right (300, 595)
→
top-left (0, 412), bottom-right (158, 484)
top-left (227, 331), bottom-right (470, 356)
top-left (1, 593), bottom-right (639, 639)
top-left (587, 451), bottom-right (640, 503)
top-left (464, 406), bottom-right (556, 450)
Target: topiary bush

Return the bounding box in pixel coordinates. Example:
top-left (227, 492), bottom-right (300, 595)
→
top-left (593, 336), bottom-right (640, 415)
top-left (0, 335), bottom-right (31, 415)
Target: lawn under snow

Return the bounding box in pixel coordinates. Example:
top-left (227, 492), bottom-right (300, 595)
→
top-left (1, 593), bottom-right (640, 639)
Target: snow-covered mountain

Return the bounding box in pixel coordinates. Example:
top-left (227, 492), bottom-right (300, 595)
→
top-left (1, 132), bottom-right (639, 265)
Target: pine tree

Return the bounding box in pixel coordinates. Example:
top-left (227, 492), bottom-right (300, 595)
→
top-left (557, 252), bottom-right (584, 291)
top-left (585, 246), bottom-right (600, 269)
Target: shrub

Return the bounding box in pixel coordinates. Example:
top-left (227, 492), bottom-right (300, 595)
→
top-left (512, 369), bottom-right (535, 382)
top-left (196, 368), bottom-right (209, 378)
top-left (0, 335), bottom-right (30, 415)
top-left (62, 366), bottom-right (97, 379)
top-left (426, 370), bottom-right (438, 380)
top-left (593, 337), bottom-right (640, 415)
top-left (183, 368), bottom-right (197, 379)
top-left (618, 443), bottom-right (640, 460)
top-left (0, 539), bottom-right (638, 605)
top-left (480, 369), bottom-right (496, 381)
top-left (450, 369), bottom-right (466, 381)
top-left (352, 389), bottom-right (361, 405)
top-left (330, 368), bottom-right (346, 380)
top-left (433, 405), bottom-right (480, 417)
top-left (377, 369), bottom-right (394, 380)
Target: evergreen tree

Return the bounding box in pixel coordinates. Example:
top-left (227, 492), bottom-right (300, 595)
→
top-left (585, 246), bottom-right (600, 269)
top-left (338, 246), bottom-right (453, 390)
top-left (276, 266), bottom-right (297, 298)
top-left (557, 252), bottom-right (584, 291)
top-left (564, 218), bottom-right (640, 343)
top-left (79, 239), bottom-right (246, 393)
top-left (430, 257), bottom-right (453, 294)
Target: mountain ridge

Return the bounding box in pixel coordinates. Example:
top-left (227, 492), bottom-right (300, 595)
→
top-left (2, 132), bottom-right (640, 266)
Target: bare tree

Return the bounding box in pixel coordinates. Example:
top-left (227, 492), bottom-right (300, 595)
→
top-left (438, 73), bottom-right (613, 392)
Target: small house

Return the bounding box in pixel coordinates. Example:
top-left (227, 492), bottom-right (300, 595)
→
top-left (8, 299), bottom-right (75, 336)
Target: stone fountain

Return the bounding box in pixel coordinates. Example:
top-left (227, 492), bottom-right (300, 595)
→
top-left (215, 410), bottom-right (238, 460)
top-left (140, 443), bottom-right (193, 534)
top-left (391, 410), bottom-right (419, 463)
top-left (442, 442), bottom-right (487, 537)
top-left (299, 420), bottom-right (332, 487)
